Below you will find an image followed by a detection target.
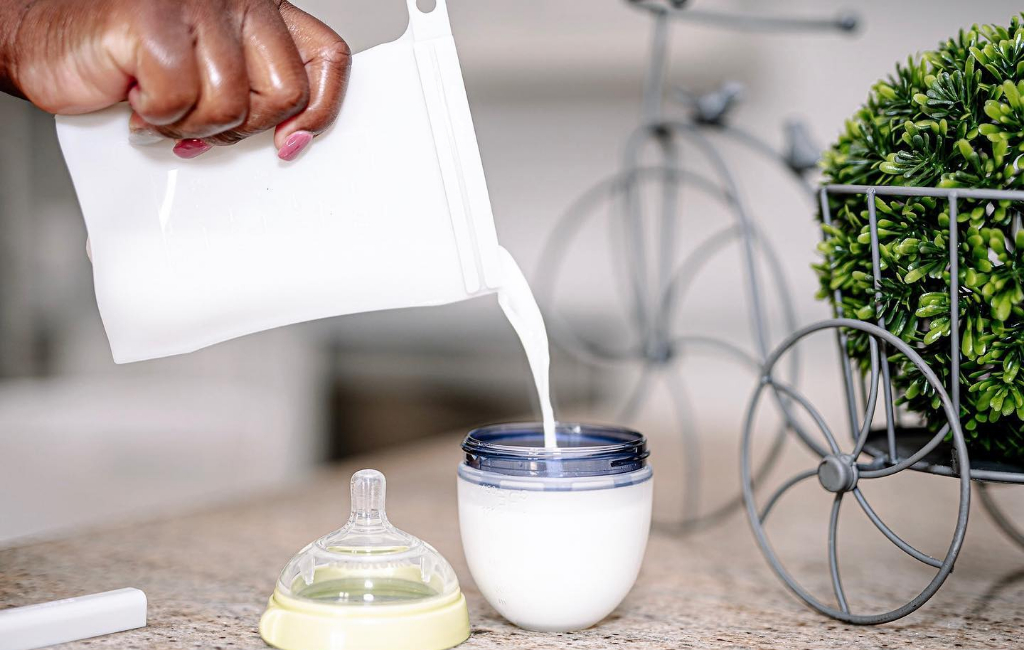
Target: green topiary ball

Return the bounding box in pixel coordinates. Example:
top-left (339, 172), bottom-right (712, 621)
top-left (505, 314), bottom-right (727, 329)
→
top-left (817, 15), bottom-right (1024, 461)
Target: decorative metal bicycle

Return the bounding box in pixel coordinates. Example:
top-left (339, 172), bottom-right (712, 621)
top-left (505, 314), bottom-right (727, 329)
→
top-left (742, 184), bottom-right (1024, 624)
top-left (535, 0), bottom-right (856, 530)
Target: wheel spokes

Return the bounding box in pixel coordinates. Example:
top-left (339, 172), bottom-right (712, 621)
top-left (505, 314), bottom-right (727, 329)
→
top-left (617, 365), bottom-right (656, 423)
top-left (853, 488), bottom-right (942, 568)
top-left (828, 494), bottom-right (849, 614)
top-left (759, 468), bottom-right (817, 523)
top-left (859, 423), bottom-right (951, 479)
top-left (742, 318), bottom-right (973, 624)
top-left (684, 421), bottom-right (788, 533)
top-left (768, 380), bottom-right (839, 457)
top-left (668, 334), bottom-right (759, 369)
top-left (665, 369), bottom-right (701, 525)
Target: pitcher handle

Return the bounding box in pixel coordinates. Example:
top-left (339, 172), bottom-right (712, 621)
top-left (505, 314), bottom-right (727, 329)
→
top-left (404, 0), bottom-right (452, 41)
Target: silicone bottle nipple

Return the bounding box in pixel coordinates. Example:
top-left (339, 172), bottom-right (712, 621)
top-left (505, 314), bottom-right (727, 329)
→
top-left (349, 469), bottom-right (389, 531)
top-left (318, 469), bottom-right (412, 553)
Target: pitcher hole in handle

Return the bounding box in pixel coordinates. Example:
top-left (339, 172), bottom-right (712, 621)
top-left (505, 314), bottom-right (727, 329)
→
top-left (406, 0), bottom-right (451, 41)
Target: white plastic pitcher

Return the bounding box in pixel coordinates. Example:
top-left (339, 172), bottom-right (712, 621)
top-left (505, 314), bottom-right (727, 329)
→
top-left (55, 0), bottom-right (501, 363)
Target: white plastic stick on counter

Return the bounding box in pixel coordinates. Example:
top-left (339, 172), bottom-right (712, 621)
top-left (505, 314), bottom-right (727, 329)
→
top-left (0, 588), bottom-right (147, 650)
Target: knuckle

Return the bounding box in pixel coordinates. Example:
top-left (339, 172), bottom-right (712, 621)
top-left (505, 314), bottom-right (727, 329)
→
top-left (262, 79), bottom-right (309, 122)
top-left (266, 79), bottom-right (309, 117)
top-left (165, 103), bottom-right (247, 140)
top-left (141, 89), bottom-right (196, 125)
top-left (137, 0), bottom-right (188, 43)
top-left (320, 38), bottom-right (352, 66)
top-left (204, 100), bottom-right (249, 131)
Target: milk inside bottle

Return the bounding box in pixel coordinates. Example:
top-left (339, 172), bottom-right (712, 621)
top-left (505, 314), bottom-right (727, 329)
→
top-left (55, 0), bottom-right (558, 445)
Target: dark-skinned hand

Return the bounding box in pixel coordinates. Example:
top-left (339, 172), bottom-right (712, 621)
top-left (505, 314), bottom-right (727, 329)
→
top-left (0, 0), bottom-right (351, 160)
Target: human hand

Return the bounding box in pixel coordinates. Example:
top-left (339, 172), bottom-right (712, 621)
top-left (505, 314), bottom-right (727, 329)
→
top-left (0, 0), bottom-right (351, 160)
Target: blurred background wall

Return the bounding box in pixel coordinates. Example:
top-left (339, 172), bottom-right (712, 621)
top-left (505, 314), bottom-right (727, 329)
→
top-left (0, 0), bottom-right (1018, 544)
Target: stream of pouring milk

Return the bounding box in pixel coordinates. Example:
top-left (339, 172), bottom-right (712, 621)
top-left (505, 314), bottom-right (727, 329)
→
top-left (496, 247), bottom-right (557, 448)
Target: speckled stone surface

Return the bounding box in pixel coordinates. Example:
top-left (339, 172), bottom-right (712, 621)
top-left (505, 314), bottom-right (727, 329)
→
top-left (3, 433), bottom-right (1024, 649)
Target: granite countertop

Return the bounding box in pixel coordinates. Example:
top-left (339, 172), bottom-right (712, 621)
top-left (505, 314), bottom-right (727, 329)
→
top-left (2, 433), bottom-right (1024, 649)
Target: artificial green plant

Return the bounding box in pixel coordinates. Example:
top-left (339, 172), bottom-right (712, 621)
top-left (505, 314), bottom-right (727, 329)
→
top-left (817, 15), bottom-right (1024, 460)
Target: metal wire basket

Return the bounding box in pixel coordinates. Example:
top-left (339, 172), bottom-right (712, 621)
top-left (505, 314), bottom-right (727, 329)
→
top-left (742, 184), bottom-right (1024, 625)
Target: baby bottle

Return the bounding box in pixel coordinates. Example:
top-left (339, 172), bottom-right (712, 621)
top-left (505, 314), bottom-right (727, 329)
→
top-left (261, 469), bottom-right (470, 650)
top-left (457, 423), bottom-right (653, 632)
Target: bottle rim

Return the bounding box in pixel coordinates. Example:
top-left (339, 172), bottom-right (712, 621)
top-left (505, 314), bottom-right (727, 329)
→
top-left (460, 422), bottom-right (648, 478)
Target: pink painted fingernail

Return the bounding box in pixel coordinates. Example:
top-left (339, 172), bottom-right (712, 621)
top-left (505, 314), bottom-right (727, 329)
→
top-left (278, 131), bottom-right (313, 161)
top-left (173, 139), bottom-right (211, 159)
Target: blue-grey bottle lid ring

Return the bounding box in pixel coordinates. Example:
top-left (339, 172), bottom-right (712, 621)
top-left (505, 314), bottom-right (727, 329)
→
top-left (461, 422), bottom-right (649, 478)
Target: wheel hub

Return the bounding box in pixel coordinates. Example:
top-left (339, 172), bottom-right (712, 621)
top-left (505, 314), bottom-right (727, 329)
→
top-left (817, 454), bottom-right (858, 493)
top-left (643, 338), bottom-right (674, 364)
